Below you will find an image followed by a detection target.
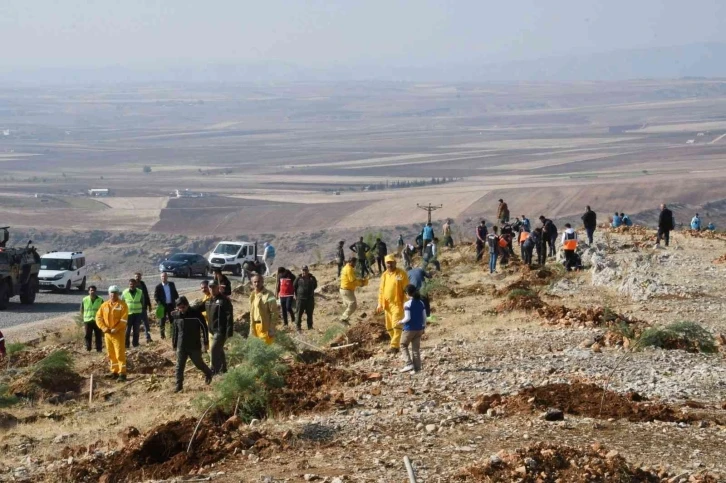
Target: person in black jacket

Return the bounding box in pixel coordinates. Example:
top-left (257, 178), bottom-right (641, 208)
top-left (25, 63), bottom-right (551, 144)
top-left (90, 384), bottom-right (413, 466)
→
top-left (656, 203), bottom-right (675, 247)
top-left (213, 269), bottom-right (232, 297)
top-left (171, 296), bottom-right (213, 392)
top-left (134, 272), bottom-right (153, 343)
top-left (374, 238), bottom-right (388, 275)
top-left (154, 272), bottom-right (179, 339)
top-left (349, 237), bottom-right (370, 278)
top-left (539, 216), bottom-right (558, 258)
top-left (336, 240), bottom-right (346, 277)
top-left (581, 206), bottom-right (597, 245)
top-left (205, 280), bottom-right (234, 374)
top-left (293, 266), bottom-right (318, 330)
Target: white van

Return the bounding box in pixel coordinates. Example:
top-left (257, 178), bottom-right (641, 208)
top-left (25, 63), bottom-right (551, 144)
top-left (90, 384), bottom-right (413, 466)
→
top-left (207, 241), bottom-right (261, 275)
top-left (38, 251), bottom-right (88, 292)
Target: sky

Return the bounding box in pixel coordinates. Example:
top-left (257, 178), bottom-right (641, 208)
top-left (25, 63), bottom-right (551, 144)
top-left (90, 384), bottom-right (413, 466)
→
top-left (0, 0), bottom-right (724, 69)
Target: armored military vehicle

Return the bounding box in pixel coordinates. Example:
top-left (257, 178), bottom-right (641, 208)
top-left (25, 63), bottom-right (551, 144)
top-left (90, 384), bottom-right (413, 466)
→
top-left (0, 227), bottom-right (41, 310)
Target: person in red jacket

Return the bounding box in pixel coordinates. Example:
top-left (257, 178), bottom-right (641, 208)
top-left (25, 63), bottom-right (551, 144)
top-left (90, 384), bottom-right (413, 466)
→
top-left (275, 267), bottom-right (296, 327)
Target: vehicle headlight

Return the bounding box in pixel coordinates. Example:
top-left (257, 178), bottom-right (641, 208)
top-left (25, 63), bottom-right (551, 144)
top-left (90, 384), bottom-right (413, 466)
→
top-left (51, 273), bottom-right (64, 280)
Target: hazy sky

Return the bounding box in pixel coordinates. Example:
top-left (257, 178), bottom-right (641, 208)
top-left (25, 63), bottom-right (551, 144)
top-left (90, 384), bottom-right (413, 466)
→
top-left (1, 0), bottom-right (724, 68)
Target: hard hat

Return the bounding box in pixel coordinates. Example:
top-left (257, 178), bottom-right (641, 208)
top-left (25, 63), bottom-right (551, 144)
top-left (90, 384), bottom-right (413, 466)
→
top-left (108, 285), bottom-right (121, 294)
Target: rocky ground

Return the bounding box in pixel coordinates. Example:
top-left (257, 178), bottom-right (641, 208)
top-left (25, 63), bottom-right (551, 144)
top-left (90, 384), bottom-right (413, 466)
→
top-left (1, 226), bottom-right (726, 482)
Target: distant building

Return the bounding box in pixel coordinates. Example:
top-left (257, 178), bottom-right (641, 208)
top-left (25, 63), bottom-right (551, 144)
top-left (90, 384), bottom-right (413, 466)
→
top-left (686, 139), bottom-right (695, 144)
top-left (174, 189), bottom-right (204, 198)
top-left (88, 188), bottom-right (111, 197)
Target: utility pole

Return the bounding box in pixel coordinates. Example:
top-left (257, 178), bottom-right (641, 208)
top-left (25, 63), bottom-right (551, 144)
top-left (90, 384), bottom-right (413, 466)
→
top-left (416, 203), bottom-right (443, 224)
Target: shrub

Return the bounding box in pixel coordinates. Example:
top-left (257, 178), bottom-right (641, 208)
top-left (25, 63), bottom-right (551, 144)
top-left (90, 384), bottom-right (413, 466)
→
top-left (420, 278), bottom-right (448, 297)
top-left (142, 165), bottom-right (152, 173)
top-left (35, 350), bottom-right (74, 375)
top-left (507, 288), bottom-right (537, 299)
top-left (197, 337), bottom-right (288, 421)
top-left (6, 343), bottom-right (27, 356)
top-left (0, 384), bottom-right (18, 408)
top-left (638, 321), bottom-right (716, 353)
top-left (321, 325), bottom-right (347, 345)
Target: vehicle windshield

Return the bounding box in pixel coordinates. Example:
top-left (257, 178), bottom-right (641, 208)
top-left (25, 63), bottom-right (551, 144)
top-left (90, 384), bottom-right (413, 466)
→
top-left (168, 254), bottom-right (191, 262)
top-left (214, 244), bottom-right (241, 256)
top-left (40, 258), bottom-right (72, 271)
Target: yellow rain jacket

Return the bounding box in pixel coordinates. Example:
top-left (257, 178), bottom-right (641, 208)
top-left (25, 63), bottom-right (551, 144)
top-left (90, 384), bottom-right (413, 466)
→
top-left (340, 264), bottom-right (367, 291)
top-left (249, 288), bottom-right (278, 344)
top-left (378, 268), bottom-right (409, 348)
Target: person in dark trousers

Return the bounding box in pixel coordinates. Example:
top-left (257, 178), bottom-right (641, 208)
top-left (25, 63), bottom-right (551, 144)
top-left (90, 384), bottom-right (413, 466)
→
top-left (336, 240), bottom-right (346, 277)
top-left (539, 216), bottom-right (558, 257)
top-left (122, 278), bottom-right (143, 349)
top-left (275, 267), bottom-right (296, 327)
top-left (154, 272), bottom-right (179, 339)
top-left (134, 272), bottom-right (153, 343)
top-left (533, 227), bottom-right (546, 266)
top-left (204, 280), bottom-right (234, 374)
top-left (521, 230), bottom-right (535, 266)
top-left (500, 223), bottom-right (515, 257)
top-left (171, 296), bottom-right (213, 392)
top-left (656, 203), bottom-right (675, 247)
top-left (293, 265), bottom-right (317, 330)
top-left (581, 206), bottom-right (597, 245)
top-left (475, 220), bottom-right (488, 262)
top-left (213, 269), bottom-right (232, 297)
top-left (561, 223), bottom-right (579, 271)
top-left (486, 226), bottom-right (500, 274)
top-left (350, 237), bottom-right (371, 278)
top-left (415, 230), bottom-right (424, 256)
top-left (80, 285), bottom-right (104, 352)
top-left (374, 238), bottom-right (388, 275)
top-left (396, 234), bottom-right (405, 255)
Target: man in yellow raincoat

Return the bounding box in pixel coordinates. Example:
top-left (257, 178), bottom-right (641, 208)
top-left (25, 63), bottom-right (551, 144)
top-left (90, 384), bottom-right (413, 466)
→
top-left (95, 285), bottom-right (129, 382)
top-left (376, 254), bottom-right (409, 354)
top-left (249, 274), bottom-right (278, 344)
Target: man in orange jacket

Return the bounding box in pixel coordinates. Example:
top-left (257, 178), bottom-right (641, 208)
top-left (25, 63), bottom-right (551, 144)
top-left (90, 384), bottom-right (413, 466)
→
top-left (96, 285), bottom-right (129, 382)
top-left (376, 254), bottom-right (409, 354)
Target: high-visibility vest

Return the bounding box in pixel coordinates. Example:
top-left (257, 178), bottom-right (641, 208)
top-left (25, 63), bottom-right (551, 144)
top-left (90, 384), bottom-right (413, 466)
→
top-left (563, 232), bottom-right (578, 250)
top-left (122, 289), bottom-right (143, 315)
top-left (519, 231), bottom-right (530, 243)
top-left (82, 296), bottom-right (104, 323)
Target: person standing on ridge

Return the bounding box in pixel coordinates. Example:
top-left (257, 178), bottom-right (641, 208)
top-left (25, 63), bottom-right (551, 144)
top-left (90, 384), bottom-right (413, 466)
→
top-left (262, 242), bottom-right (276, 276)
top-left (80, 285), bottom-right (104, 352)
top-left (154, 272), bottom-right (178, 340)
top-left (275, 267), bottom-right (296, 328)
top-left (497, 199), bottom-right (510, 224)
top-left (349, 237), bottom-right (371, 278)
top-left (475, 220), bottom-right (488, 262)
top-left (96, 285), bottom-right (128, 382)
top-left (336, 240), bottom-right (346, 277)
top-left (377, 254), bottom-right (409, 354)
top-left (339, 257), bottom-right (367, 322)
top-left (122, 278), bottom-right (143, 349)
top-left (486, 226), bottom-right (500, 274)
top-left (521, 214), bottom-right (531, 233)
top-left (171, 296), bottom-right (213, 393)
top-left (396, 234), bottom-right (405, 256)
top-left (205, 280), bottom-right (234, 373)
top-left (442, 219), bottom-right (454, 248)
top-left (656, 203), bottom-right (675, 248)
top-left (294, 265), bottom-right (317, 331)
top-left (134, 272), bottom-right (153, 343)
top-left (581, 206), bottom-right (597, 245)
top-left (374, 238), bottom-right (388, 275)
top-left (249, 274), bottom-right (278, 344)
top-left (422, 223), bottom-right (434, 249)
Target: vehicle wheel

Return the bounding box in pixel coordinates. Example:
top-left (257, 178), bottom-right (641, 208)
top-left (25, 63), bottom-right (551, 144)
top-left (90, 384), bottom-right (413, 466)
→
top-left (0, 281), bottom-right (9, 310)
top-left (78, 277), bottom-right (86, 291)
top-left (186, 267), bottom-right (192, 278)
top-left (203, 267), bottom-right (210, 278)
top-left (20, 275), bottom-right (38, 305)
top-left (234, 264), bottom-right (242, 276)
top-left (64, 280), bottom-right (71, 294)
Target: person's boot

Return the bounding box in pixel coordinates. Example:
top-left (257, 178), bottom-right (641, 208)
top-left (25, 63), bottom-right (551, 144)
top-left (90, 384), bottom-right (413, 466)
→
top-left (105, 373), bottom-right (119, 380)
top-left (174, 385), bottom-right (183, 393)
top-left (205, 374), bottom-right (213, 385)
top-left (117, 374), bottom-right (127, 382)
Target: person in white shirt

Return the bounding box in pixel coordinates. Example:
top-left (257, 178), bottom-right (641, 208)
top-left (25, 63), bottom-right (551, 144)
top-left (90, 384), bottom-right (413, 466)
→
top-left (560, 223), bottom-right (579, 271)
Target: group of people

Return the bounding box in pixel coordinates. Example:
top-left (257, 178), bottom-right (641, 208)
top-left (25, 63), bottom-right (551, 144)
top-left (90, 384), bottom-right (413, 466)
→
top-left (690, 213), bottom-right (716, 232)
top-left (80, 266), bottom-right (285, 392)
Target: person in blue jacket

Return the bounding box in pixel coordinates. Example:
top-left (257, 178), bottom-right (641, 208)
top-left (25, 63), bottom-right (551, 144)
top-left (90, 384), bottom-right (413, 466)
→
top-left (611, 213), bottom-right (622, 228)
top-left (691, 213), bottom-right (702, 231)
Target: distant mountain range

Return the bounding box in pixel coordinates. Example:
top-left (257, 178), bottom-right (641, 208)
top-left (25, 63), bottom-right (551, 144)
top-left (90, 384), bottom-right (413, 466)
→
top-left (4, 42), bottom-right (726, 84)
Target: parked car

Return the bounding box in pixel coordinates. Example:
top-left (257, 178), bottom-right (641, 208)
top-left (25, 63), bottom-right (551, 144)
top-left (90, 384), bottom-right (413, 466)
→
top-left (38, 251), bottom-right (87, 292)
top-left (158, 253), bottom-right (209, 278)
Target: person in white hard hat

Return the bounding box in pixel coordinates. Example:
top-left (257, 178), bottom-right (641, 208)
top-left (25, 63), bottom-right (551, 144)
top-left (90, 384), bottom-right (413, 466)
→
top-left (95, 285), bottom-right (129, 382)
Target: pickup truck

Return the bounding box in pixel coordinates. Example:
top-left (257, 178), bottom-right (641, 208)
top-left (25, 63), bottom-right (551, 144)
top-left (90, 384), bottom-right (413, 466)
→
top-left (207, 241), bottom-right (264, 276)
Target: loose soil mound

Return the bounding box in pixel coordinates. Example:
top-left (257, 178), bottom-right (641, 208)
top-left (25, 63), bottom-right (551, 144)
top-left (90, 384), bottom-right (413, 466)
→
top-left (521, 266), bottom-right (560, 286)
top-left (270, 362), bottom-right (362, 415)
top-left (713, 253), bottom-right (726, 264)
top-left (456, 442), bottom-right (693, 482)
top-left (537, 305), bottom-right (648, 347)
top-left (125, 350), bottom-right (174, 375)
top-left (468, 383), bottom-right (698, 423)
top-left (496, 289), bottom-right (544, 312)
top-left (685, 230), bottom-right (726, 242)
top-left (10, 362), bottom-right (82, 400)
top-left (334, 319), bottom-right (389, 346)
top-left (0, 345), bottom-right (68, 371)
top-left (65, 417), bottom-right (278, 482)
